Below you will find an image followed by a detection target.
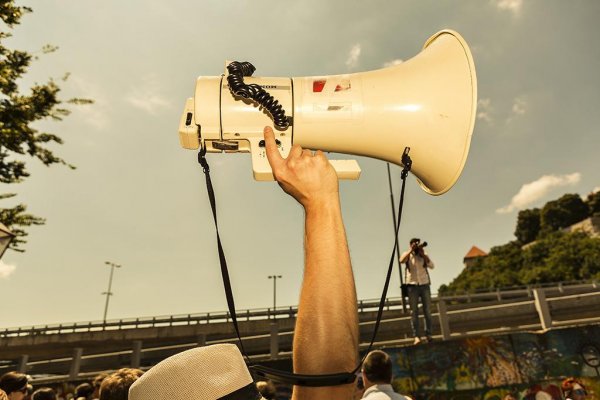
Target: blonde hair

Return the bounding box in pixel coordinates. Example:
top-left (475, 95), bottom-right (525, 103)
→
top-left (99, 368), bottom-right (144, 400)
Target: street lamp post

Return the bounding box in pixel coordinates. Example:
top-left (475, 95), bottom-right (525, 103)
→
top-left (102, 261), bottom-right (122, 322)
top-left (268, 275), bottom-right (282, 319)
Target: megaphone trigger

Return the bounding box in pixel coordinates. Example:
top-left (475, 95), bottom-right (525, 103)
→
top-left (258, 139), bottom-right (281, 148)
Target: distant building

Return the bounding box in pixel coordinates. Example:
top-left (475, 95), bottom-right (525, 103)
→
top-left (463, 246), bottom-right (488, 268)
top-left (562, 216), bottom-right (600, 238)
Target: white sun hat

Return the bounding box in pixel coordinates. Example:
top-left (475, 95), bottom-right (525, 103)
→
top-left (129, 344), bottom-right (265, 400)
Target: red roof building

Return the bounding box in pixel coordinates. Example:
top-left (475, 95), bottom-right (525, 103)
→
top-left (463, 246), bottom-right (488, 268)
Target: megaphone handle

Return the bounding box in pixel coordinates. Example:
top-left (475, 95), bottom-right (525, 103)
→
top-left (249, 138), bottom-right (361, 180)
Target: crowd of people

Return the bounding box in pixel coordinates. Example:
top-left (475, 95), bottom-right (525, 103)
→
top-left (0, 369), bottom-right (145, 400)
top-left (0, 360), bottom-right (591, 400)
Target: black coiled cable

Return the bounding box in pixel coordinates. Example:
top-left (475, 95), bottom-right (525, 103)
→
top-left (226, 61), bottom-right (290, 129)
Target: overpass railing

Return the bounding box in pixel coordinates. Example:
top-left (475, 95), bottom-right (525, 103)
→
top-left (1, 279), bottom-right (597, 338)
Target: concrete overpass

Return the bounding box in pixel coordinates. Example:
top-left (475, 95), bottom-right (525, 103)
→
top-left (1, 281), bottom-right (598, 383)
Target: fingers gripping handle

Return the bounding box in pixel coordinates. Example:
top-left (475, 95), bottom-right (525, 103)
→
top-left (249, 137), bottom-right (362, 181)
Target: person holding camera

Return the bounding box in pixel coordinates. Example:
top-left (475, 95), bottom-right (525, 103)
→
top-left (400, 238), bottom-right (435, 344)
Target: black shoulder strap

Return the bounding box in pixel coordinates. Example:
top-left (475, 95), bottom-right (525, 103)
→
top-left (197, 146), bottom-right (412, 387)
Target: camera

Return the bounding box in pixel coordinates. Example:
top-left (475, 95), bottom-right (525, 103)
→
top-left (412, 241), bottom-right (428, 254)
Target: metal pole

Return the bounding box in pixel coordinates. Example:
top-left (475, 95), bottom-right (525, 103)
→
top-left (387, 163), bottom-right (406, 312)
top-left (268, 275), bottom-right (282, 319)
top-left (103, 261), bottom-right (122, 322)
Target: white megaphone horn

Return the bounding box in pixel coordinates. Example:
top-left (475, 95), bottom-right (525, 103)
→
top-left (178, 29), bottom-right (477, 195)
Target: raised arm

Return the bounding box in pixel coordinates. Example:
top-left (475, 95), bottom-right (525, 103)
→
top-left (399, 250), bottom-right (411, 264)
top-left (263, 127), bottom-right (358, 400)
top-left (424, 253), bottom-right (434, 269)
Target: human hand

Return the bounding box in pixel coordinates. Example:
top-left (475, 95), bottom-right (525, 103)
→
top-left (263, 126), bottom-right (338, 211)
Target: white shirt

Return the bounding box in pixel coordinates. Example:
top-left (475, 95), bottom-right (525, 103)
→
top-left (362, 384), bottom-right (411, 400)
top-left (401, 251), bottom-right (434, 285)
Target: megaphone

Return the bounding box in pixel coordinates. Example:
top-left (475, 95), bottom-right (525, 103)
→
top-left (179, 29), bottom-right (477, 195)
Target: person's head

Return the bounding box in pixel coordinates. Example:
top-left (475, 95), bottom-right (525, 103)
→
top-left (409, 238), bottom-right (420, 251)
top-left (361, 350), bottom-right (393, 389)
top-left (129, 344), bottom-right (266, 400)
top-left (92, 373), bottom-right (108, 398)
top-left (255, 381), bottom-right (276, 400)
top-left (31, 388), bottom-right (56, 400)
top-left (75, 383), bottom-right (94, 400)
top-left (562, 378), bottom-right (587, 400)
top-left (99, 369), bottom-right (144, 400)
top-left (0, 372), bottom-right (29, 400)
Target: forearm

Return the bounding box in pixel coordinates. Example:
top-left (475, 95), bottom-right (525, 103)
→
top-left (424, 254), bottom-right (434, 268)
top-left (400, 250), bottom-right (411, 264)
top-left (262, 127), bottom-right (358, 399)
top-left (293, 199), bottom-right (358, 399)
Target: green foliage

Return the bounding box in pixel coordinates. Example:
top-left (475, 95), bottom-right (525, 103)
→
top-left (515, 208), bottom-right (541, 244)
top-left (443, 232), bottom-right (600, 294)
top-left (587, 190), bottom-right (600, 216)
top-left (543, 231), bottom-right (600, 280)
top-left (0, 194), bottom-right (43, 252)
top-left (442, 191), bottom-right (600, 294)
top-left (0, 1), bottom-right (92, 252)
top-left (0, 3), bottom-right (31, 28)
top-left (442, 242), bottom-right (523, 294)
top-left (540, 194), bottom-right (588, 233)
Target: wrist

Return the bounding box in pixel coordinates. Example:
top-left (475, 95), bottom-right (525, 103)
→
top-left (302, 193), bottom-right (340, 214)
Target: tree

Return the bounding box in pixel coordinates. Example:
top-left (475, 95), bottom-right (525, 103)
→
top-left (540, 194), bottom-right (588, 233)
top-left (587, 190), bottom-right (600, 217)
top-left (0, 1), bottom-right (91, 251)
top-left (442, 241), bottom-right (523, 293)
top-left (442, 191), bottom-right (600, 294)
top-left (515, 208), bottom-right (541, 244)
top-left (543, 231), bottom-right (600, 281)
top-left (441, 232), bottom-right (600, 294)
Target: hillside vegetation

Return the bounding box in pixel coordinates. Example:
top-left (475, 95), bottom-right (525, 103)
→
top-left (439, 191), bottom-right (600, 294)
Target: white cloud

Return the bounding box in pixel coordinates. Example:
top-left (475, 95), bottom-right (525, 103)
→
top-left (0, 261), bottom-right (17, 279)
top-left (497, 173), bottom-right (581, 214)
top-left (478, 96), bottom-right (528, 125)
top-left (512, 97), bottom-right (527, 115)
top-left (493, 0), bottom-right (523, 16)
top-left (346, 44), bottom-right (361, 69)
top-left (506, 96), bottom-right (528, 124)
top-left (126, 74), bottom-right (171, 114)
top-left (382, 59), bottom-right (403, 68)
top-left (477, 98), bottom-right (494, 124)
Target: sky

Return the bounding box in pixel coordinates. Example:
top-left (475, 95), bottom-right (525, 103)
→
top-left (1, 0), bottom-right (599, 328)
